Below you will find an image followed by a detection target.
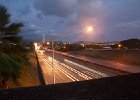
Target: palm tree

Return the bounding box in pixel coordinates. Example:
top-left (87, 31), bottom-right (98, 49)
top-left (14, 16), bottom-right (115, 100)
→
top-left (0, 5), bottom-right (10, 35)
top-left (0, 5), bottom-right (23, 43)
top-left (0, 5), bottom-right (26, 89)
top-left (0, 42), bottom-right (30, 88)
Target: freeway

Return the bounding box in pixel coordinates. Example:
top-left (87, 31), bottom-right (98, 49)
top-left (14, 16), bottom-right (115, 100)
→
top-left (37, 51), bottom-right (121, 85)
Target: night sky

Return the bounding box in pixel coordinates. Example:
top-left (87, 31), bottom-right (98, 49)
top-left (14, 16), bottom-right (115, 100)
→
top-left (0, 0), bottom-right (140, 42)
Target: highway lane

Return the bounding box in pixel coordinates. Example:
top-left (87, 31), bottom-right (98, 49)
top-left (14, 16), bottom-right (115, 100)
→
top-left (37, 51), bottom-right (118, 84)
top-left (37, 52), bottom-right (74, 84)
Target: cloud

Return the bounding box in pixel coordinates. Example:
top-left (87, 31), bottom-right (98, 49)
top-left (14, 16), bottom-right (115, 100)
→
top-left (101, 20), bottom-right (140, 41)
top-left (32, 0), bottom-right (107, 34)
top-left (33, 0), bottom-right (77, 17)
top-left (20, 24), bottom-right (42, 36)
top-left (0, 0), bottom-right (32, 18)
top-left (0, 0), bottom-right (140, 41)
top-left (32, 0), bottom-right (140, 41)
top-left (32, 0), bottom-right (106, 20)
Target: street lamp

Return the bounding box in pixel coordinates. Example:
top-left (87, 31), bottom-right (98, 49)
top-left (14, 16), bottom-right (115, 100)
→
top-left (49, 33), bottom-right (64, 84)
top-left (51, 33), bottom-right (55, 84)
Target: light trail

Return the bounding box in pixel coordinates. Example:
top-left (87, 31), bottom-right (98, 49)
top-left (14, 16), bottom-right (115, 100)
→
top-left (43, 58), bottom-right (79, 82)
top-left (60, 62), bottom-right (92, 80)
top-left (83, 71), bottom-right (99, 78)
top-left (64, 59), bottom-right (108, 77)
top-left (43, 59), bottom-right (52, 69)
top-left (48, 56), bottom-right (92, 80)
top-left (56, 65), bottom-right (79, 81)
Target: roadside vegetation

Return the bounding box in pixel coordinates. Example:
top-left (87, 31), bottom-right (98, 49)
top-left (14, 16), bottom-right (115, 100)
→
top-left (0, 5), bottom-right (39, 89)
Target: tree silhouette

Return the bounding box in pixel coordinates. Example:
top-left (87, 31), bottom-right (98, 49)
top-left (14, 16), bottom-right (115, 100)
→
top-left (120, 38), bottom-right (140, 49)
top-left (0, 5), bottom-right (26, 89)
top-left (0, 5), bottom-right (23, 43)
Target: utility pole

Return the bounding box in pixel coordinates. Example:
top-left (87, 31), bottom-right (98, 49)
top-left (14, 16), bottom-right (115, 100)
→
top-left (52, 33), bottom-right (55, 84)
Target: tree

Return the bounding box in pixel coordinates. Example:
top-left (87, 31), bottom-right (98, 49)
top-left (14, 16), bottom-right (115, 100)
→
top-left (120, 38), bottom-right (140, 49)
top-left (0, 5), bottom-right (23, 43)
top-left (0, 5), bottom-right (10, 34)
top-left (0, 5), bottom-right (26, 89)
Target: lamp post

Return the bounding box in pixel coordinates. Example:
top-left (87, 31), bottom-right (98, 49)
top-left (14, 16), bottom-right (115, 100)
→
top-left (50, 33), bottom-right (64, 84)
top-left (51, 33), bottom-right (55, 84)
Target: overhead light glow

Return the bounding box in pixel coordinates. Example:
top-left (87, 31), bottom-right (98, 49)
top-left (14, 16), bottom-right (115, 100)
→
top-left (86, 26), bottom-right (93, 33)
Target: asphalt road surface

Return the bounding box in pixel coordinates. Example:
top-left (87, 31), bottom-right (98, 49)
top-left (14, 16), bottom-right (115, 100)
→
top-left (37, 51), bottom-right (119, 85)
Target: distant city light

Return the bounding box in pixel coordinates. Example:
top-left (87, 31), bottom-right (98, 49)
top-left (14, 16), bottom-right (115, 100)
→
top-left (118, 44), bottom-right (122, 48)
top-left (81, 44), bottom-right (85, 47)
top-left (34, 42), bottom-right (38, 50)
top-left (47, 42), bottom-right (50, 45)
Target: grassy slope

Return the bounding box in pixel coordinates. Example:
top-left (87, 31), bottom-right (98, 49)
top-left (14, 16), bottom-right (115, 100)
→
top-left (19, 52), bottom-right (39, 87)
top-left (68, 50), bottom-right (140, 66)
top-left (0, 73), bottom-right (140, 100)
top-left (8, 52), bottom-right (39, 88)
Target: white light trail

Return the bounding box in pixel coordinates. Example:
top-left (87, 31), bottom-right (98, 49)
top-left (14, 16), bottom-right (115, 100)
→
top-left (64, 59), bottom-right (108, 77)
top-left (43, 58), bottom-right (79, 82)
top-left (49, 57), bottom-right (92, 80)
